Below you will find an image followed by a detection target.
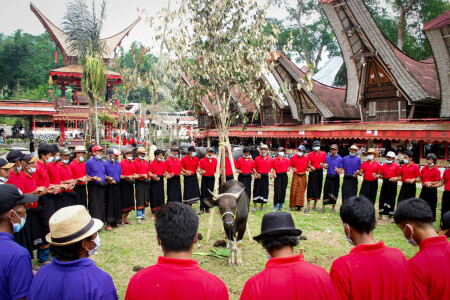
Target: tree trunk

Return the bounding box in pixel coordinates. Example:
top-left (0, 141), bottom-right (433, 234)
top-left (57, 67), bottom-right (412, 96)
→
top-left (87, 91), bottom-right (96, 149)
top-left (395, 0), bottom-right (415, 51)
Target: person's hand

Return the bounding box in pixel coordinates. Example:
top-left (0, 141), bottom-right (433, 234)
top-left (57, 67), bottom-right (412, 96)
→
top-left (323, 163), bottom-right (329, 169)
top-left (389, 177), bottom-right (397, 182)
top-left (292, 168), bottom-right (297, 173)
top-left (407, 178), bottom-right (415, 184)
top-left (155, 176), bottom-right (160, 181)
top-left (128, 175), bottom-right (134, 181)
top-left (310, 166), bottom-right (316, 171)
top-left (186, 170), bottom-right (193, 175)
top-left (111, 180), bottom-right (116, 184)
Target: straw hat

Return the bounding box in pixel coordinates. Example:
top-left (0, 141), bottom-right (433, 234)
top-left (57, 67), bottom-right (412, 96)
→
top-left (136, 147), bottom-right (147, 153)
top-left (349, 145), bottom-right (358, 151)
top-left (74, 146), bottom-right (87, 153)
top-left (366, 148), bottom-right (379, 158)
top-left (46, 205), bottom-right (103, 246)
top-left (260, 144), bottom-right (268, 150)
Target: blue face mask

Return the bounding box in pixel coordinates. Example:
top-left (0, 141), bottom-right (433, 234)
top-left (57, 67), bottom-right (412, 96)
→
top-left (10, 210), bottom-right (26, 233)
top-left (157, 157), bottom-right (164, 162)
top-left (80, 156), bottom-right (85, 162)
top-left (191, 152), bottom-right (196, 157)
top-left (16, 166), bottom-right (22, 172)
top-left (96, 155), bottom-right (103, 160)
top-left (403, 159), bottom-right (409, 164)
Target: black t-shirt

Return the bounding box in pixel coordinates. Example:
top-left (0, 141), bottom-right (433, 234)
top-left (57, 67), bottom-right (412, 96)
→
top-left (29, 141), bottom-right (35, 152)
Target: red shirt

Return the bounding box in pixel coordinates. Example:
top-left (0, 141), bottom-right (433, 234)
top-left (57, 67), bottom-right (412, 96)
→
top-left (241, 254), bottom-right (336, 300)
top-left (47, 162), bottom-right (61, 185)
top-left (224, 157), bottom-right (237, 176)
top-left (33, 161), bottom-right (50, 188)
top-left (200, 157), bottom-right (217, 177)
top-left (19, 172), bottom-right (38, 209)
top-left (443, 168), bottom-right (450, 191)
top-left (237, 157), bottom-right (254, 174)
top-left (121, 159), bottom-right (136, 176)
top-left (380, 162), bottom-right (401, 179)
top-left (271, 156), bottom-right (290, 173)
top-left (165, 156), bottom-right (182, 176)
top-left (290, 155), bottom-right (309, 173)
top-left (133, 158), bottom-right (149, 180)
top-left (125, 256), bottom-right (228, 300)
top-left (409, 236), bottom-right (450, 300)
top-left (421, 165), bottom-right (441, 184)
top-left (400, 162), bottom-right (421, 183)
top-left (58, 162), bottom-right (73, 192)
top-left (181, 155), bottom-right (199, 174)
top-left (308, 151), bottom-right (326, 169)
top-left (7, 170), bottom-right (24, 192)
top-left (330, 241), bottom-right (413, 300)
top-left (69, 159), bottom-right (87, 185)
top-left (360, 160), bottom-right (381, 181)
top-left (254, 156), bottom-right (272, 174)
top-left (149, 159), bottom-right (167, 176)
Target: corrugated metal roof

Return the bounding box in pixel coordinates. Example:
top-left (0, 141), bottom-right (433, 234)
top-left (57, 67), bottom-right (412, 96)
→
top-left (423, 10), bottom-right (450, 31)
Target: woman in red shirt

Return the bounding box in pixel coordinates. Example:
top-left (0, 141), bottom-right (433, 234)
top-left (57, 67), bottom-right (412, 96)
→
top-left (421, 153), bottom-right (442, 221)
top-left (357, 148), bottom-right (381, 205)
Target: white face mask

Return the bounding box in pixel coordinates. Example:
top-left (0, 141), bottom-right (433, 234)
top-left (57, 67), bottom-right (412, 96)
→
top-left (350, 152), bottom-right (356, 157)
top-left (403, 159), bottom-right (409, 164)
top-left (207, 155), bottom-right (213, 159)
top-left (313, 146), bottom-right (320, 151)
top-left (45, 156), bottom-right (54, 163)
top-left (172, 153), bottom-right (178, 158)
top-left (110, 158), bottom-right (115, 162)
top-left (278, 152), bottom-right (284, 157)
top-left (10, 210), bottom-right (26, 233)
top-left (87, 234), bottom-right (101, 256)
top-left (297, 152), bottom-right (303, 157)
top-left (63, 159), bottom-right (70, 164)
top-left (55, 156), bottom-right (60, 162)
top-left (127, 156), bottom-right (133, 161)
top-left (79, 156), bottom-right (85, 162)
top-left (138, 155), bottom-right (145, 160)
top-left (16, 165), bottom-right (22, 172)
top-left (28, 167), bottom-right (36, 173)
top-left (0, 177), bottom-right (7, 183)
top-left (429, 163), bottom-right (434, 167)
top-left (157, 157), bottom-right (164, 162)
top-left (261, 152), bottom-right (267, 156)
top-left (386, 160), bottom-right (393, 164)
top-left (191, 152), bottom-right (197, 157)
top-left (367, 155), bottom-right (374, 160)
top-left (243, 154), bottom-right (250, 159)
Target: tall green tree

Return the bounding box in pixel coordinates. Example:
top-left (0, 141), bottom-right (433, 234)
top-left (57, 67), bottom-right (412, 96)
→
top-left (62, 0), bottom-right (107, 144)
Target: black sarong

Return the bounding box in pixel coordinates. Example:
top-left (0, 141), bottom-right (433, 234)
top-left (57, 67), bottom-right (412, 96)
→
top-left (106, 183), bottom-right (122, 225)
top-left (74, 184), bottom-right (88, 208)
top-left (150, 175), bottom-right (165, 212)
top-left (323, 174), bottom-right (340, 205)
top-left (201, 175), bottom-right (215, 211)
top-left (442, 191), bottom-right (450, 221)
top-left (55, 192), bottom-right (75, 211)
top-left (359, 180), bottom-right (378, 205)
top-left (238, 173), bottom-right (252, 201)
top-left (121, 180), bottom-right (135, 213)
top-left (419, 186), bottom-right (438, 220)
top-left (398, 182), bottom-right (416, 203)
top-left (342, 175), bottom-right (358, 203)
top-left (53, 193), bottom-right (65, 212)
top-left (35, 194), bottom-right (55, 246)
top-left (87, 182), bottom-right (106, 222)
top-left (219, 175), bottom-right (234, 192)
top-left (14, 206), bottom-right (34, 258)
top-left (183, 175), bottom-right (200, 202)
top-left (135, 180), bottom-right (150, 210)
top-left (307, 169), bottom-right (324, 200)
top-left (253, 173), bottom-right (269, 203)
top-left (274, 173), bottom-right (288, 205)
top-left (379, 179), bottom-right (397, 216)
top-left (167, 176), bottom-right (182, 202)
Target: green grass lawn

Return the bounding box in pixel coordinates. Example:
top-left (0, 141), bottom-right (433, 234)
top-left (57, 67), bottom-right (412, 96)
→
top-left (34, 174), bottom-right (445, 300)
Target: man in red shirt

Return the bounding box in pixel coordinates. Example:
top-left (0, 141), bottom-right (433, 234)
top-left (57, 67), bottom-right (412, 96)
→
top-left (421, 153), bottom-right (441, 221)
top-left (236, 147), bottom-right (254, 201)
top-left (6, 150), bottom-right (26, 192)
top-left (428, 157), bottom-right (450, 227)
top-left (220, 146), bottom-right (237, 191)
top-left (439, 211), bottom-right (450, 238)
top-left (252, 144), bottom-right (272, 212)
top-left (397, 149), bottom-right (421, 202)
top-left (378, 151), bottom-right (401, 220)
top-left (120, 148), bottom-right (136, 225)
top-left (242, 212), bottom-right (336, 299)
top-left (125, 202), bottom-right (228, 300)
top-left (58, 148), bottom-right (77, 209)
top-left (181, 146), bottom-right (200, 205)
top-left (133, 147), bottom-right (151, 224)
top-left (289, 145), bottom-right (309, 211)
top-left (148, 149), bottom-right (168, 217)
top-left (0, 158), bottom-right (14, 184)
top-left (394, 198), bottom-right (450, 299)
top-left (198, 148), bottom-right (217, 214)
top-left (306, 140), bottom-right (326, 212)
top-left (330, 195), bottom-right (413, 300)
top-left (69, 146), bottom-right (93, 209)
top-left (271, 147), bottom-right (290, 211)
top-left (357, 148), bottom-right (381, 205)
top-left (165, 146), bottom-right (183, 203)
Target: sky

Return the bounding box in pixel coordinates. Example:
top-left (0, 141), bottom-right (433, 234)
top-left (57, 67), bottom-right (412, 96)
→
top-left (1, 0), bottom-right (288, 52)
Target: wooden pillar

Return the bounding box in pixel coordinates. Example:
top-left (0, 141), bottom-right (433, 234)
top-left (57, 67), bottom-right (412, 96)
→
top-left (60, 120), bottom-right (65, 140)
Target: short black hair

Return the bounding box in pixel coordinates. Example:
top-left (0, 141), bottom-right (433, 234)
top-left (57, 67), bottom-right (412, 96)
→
top-left (154, 149), bottom-right (163, 156)
top-left (340, 196), bottom-right (376, 234)
top-left (259, 235), bottom-right (299, 252)
top-left (51, 144), bottom-right (59, 154)
top-left (426, 153), bottom-right (437, 163)
top-left (155, 202), bottom-right (199, 252)
top-left (38, 144), bottom-right (53, 159)
top-left (404, 149), bottom-right (414, 158)
top-left (132, 142), bottom-right (137, 147)
top-left (243, 147), bottom-right (251, 153)
top-left (50, 240), bottom-right (83, 261)
top-left (394, 198), bottom-right (433, 227)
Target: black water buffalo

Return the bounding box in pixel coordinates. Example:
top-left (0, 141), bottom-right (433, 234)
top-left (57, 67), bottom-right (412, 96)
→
top-left (204, 180), bottom-right (249, 266)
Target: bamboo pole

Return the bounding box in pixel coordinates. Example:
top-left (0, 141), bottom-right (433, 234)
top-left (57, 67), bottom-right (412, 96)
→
top-left (206, 145), bottom-right (223, 242)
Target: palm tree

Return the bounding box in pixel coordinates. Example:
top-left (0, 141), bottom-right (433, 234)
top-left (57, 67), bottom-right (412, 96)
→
top-left (62, 0), bottom-right (106, 144)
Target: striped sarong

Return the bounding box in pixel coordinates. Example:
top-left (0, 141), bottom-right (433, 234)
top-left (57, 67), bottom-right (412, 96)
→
top-left (290, 173), bottom-right (306, 208)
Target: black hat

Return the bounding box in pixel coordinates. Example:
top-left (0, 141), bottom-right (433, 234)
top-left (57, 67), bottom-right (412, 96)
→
top-left (21, 154), bottom-right (38, 164)
top-left (439, 211), bottom-right (450, 235)
top-left (253, 212), bottom-right (302, 241)
top-left (0, 184), bottom-right (38, 214)
top-left (313, 140), bottom-right (320, 146)
top-left (188, 146), bottom-right (196, 152)
top-left (170, 146), bottom-right (180, 151)
top-left (6, 150), bottom-right (25, 163)
top-left (0, 158), bottom-right (15, 169)
top-left (206, 148), bottom-right (214, 153)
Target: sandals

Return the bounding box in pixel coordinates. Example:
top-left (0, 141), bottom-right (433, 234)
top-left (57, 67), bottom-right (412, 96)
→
top-left (105, 226), bottom-right (113, 231)
top-left (198, 211), bottom-right (204, 215)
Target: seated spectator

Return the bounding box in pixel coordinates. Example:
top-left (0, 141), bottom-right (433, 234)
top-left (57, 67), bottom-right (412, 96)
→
top-left (27, 205), bottom-right (118, 300)
top-left (394, 198), bottom-right (450, 299)
top-left (439, 211), bottom-right (450, 238)
top-left (241, 212), bottom-right (336, 300)
top-left (330, 196), bottom-right (413, 299)
top-left (125, 202), bottom-right (228, 300)
top-left (0, 184), bottom-right (38, 299)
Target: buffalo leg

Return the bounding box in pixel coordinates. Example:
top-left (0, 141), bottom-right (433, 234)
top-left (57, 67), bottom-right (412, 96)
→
top-left (236, 227), bottom-right (246, 266)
